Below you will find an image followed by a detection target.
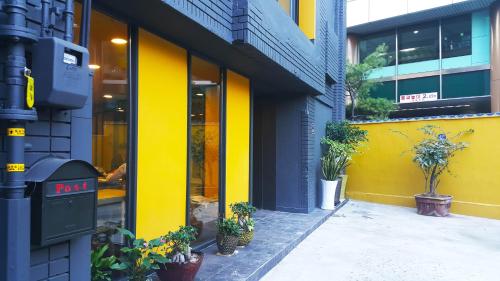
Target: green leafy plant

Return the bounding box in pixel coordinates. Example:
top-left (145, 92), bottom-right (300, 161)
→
top-left (91, 245), bottom-right (117, 281)
top-left (396, 125), bottom-right (473, 196)
top-left (356, 97), bottom-right (397, 120)
top-left (111, 228), bottom-right (169, 281)
top-left (325, 121), bottom-right (368, 153)
top-left (216, 218), bottom-right (241, 237)
top-left (320, 143), bottom-right (350, 181)
top-left (163, 226), bottom-right (197, 264)
top-left (230, 202), bottom-right (257, 232)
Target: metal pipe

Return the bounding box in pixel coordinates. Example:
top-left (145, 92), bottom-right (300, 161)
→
top-left (79, 0), bottom-right (91, 48)
top-left (41, 0), bottom-right (50, 37)
top-left (63, 0), bottom-right (74, 41)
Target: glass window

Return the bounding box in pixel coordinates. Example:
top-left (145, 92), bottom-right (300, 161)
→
top-left (189, 56), bottom-right (222, 246)
top-left (74, 3), bottom-right (129, 252)
top-left (398, 76), bottom-right (440, 102)
top-left (359, 31), bottom-right (396, 65)
top-left (369, 81), bottom-right (396, 102)
top-left (442, 15), bottom-right (472, 59)
top-left (277, 0), bottom-right (298, 22)
top-left (398, 22), bottom-right (439, 64)
top-left (442, 70), bottom-right (490, 99)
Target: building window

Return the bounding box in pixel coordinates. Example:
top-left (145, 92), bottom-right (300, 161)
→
top-left (442, 70), bottom-right (490, 99)
top-left (74, 3), bottom-right (130, 251)
top-left (398, 76), bottom-right (440, 102)
top-left (359, 31), bottom-right (396, 65)
top-left (277, 0), bottom-right (298, 23)
top-left (369, 81), bottom-right (396, 102)
top-left (189, 56), bottom-right (222, 246)
top-left (442, 15), bottom-right (472, 59)
top-left (398, 22), bottom-right (439, 64)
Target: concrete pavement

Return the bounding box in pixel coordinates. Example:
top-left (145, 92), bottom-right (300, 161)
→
top-left (261, 201), bottom-right (500, 281)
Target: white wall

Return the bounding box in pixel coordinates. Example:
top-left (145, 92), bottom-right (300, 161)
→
top-left (347, 0), bottom-right (469, 27)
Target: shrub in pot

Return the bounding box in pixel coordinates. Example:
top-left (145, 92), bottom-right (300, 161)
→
top-left (230, 202), bottom-right (257, 246)
top-left (400, 125), bottom-right (473, 217)
top-left (111, 228), bottom-right (169, 281)
top-left (319, 140), bottom-right (350, 210)
top-left (156, 226), bottom-right (203, 281)
top-left (216, 218), bottom-right (241, 255)
top-left (324, 121), bottom-right (368, 202)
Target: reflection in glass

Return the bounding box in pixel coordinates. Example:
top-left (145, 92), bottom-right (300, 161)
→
top-left (74, 3), bottom-right (129, 254)
top-left (442, 15), bottom-right (472, 59)
top-left (359, 31), bottom-right (396, 65)
top-left (398, 22), bottom-right (439, 64)
top-left (189, 56), bottom-right (221, 246)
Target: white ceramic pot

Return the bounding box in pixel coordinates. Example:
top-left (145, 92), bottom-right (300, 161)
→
top-left (321, 179), bottom-right (339, 210)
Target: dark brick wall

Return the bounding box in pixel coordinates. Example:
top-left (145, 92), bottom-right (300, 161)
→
top-left (0, 0), bottom-right (92, 280)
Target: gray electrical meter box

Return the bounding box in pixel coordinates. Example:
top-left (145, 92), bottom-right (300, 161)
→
top-left (26, 158), bottom-right (98, 247)
top-left (31, 37), bottom-right (91, 109)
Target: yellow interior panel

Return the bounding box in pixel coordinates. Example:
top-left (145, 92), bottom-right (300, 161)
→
top-left (225, 70), bottom-right (251, 217)
top-left (347, 116), bottom-right (500, 220)
top-left (299, 0), bottom-right (316, 40)
top-left (136, 29), bottom-right (188, 240)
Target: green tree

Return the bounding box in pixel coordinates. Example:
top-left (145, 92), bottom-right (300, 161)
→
top-left (346, 44), bottom-right (396, 120)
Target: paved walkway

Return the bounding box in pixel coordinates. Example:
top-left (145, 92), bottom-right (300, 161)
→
top-left (262, 201), bottom-right (500, 281)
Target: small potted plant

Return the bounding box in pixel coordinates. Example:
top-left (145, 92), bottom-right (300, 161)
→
top-left (319, 140), bottom-right (350, 210)
top-left (155, 226), bottom-right (203, 281)
top-left (400, 125), bottom-right (473, 217)
top-left (216, 218), bottom-right (241, 255)
top-left (91, 245), bottom-right (118, 281)
top-left (324, 121), bottom-right (368, 203)
top-left (111, 228), bottom-right (169, 281)
top-left (230, 202), bottom-right (257, 247)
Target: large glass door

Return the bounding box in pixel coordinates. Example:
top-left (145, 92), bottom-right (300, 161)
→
top-left (189, 56), bottom-right (222, 246)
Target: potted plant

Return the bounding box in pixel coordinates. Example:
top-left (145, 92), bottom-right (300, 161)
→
top-left (91, 245), bottom-right (118, 281)
top-left (230, 202), bottom-right (257, 247)
top-left (155, 226), bottom-right (203, 281)
top-left (324, 121), bottom-right (368, 204)
top-left (111, 228), bottom-right (169, 281)
top-left (216, 218), bottom-right (241, 255)
top-left (402, 125), bottom-right (473, 217)
top-left (319, 140), bottom-right (350, 210)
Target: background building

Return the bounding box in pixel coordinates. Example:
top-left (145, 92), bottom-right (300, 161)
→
top-left (0, 0), bottom-right (346, 280)
top-left (347, 0), bottom-right (500, 117)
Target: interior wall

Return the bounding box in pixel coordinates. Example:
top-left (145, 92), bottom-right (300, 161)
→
top-left (136, 29), bottom-right (188, 240)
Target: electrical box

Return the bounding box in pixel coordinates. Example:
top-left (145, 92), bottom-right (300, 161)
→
top-left (31, 37), bottom-right (91, 109)
top-left (26, 158), bottom-right (98, 247)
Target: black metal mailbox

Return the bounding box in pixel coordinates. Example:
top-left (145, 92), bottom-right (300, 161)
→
top-left (26, 158), bottom-right (98, 247)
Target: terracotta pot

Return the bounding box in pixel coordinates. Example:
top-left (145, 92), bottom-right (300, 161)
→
top-left (415, 194), bottom-right (452, 217)
top-left (238, 229), bottom-right (254, 247)
top-left (216, 233), bottom-right (239, 255)
top-left (155, 252), bottom-right (204, 281)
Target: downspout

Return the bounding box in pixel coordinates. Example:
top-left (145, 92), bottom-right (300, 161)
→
top-left (0, 0), bottom-right (38, 280)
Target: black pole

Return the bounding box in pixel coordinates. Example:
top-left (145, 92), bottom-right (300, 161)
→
top-left (79, 0), bottom-right (92, 48)
top-left (63, 0), bottom-right (74, 42)
top-left (0, 0), bottom-right (38, 280)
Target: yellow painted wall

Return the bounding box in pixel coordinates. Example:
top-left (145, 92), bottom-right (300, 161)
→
top-left (346, 116), bottom-right (500, 220)
top-left (225, 70), bottom-right (251, 217)
top-left (136, 29), bottom-right (188, 240)
top-left (299, 0), bottom-right (316, 40)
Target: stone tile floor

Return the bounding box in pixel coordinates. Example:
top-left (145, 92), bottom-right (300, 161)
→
top-left (193, 203), bottom-right (346, 281)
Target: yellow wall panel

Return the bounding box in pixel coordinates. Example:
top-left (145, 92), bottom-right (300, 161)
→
top-left (346, 116), bottom-right (500, 220)
top-left (136, 29), bottom-right (188, 240)
top-left (299, 0), bottom-right (316, 39)
top-left (225, 70), bottom-right (251, 217)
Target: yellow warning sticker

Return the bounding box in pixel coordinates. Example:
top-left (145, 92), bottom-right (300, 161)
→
top-left (26, 75), bottom-right (35, 109)
top-left (6, 163), bottom-right (25, 172)
top-left (7, 128), bottom-right (25, 137)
